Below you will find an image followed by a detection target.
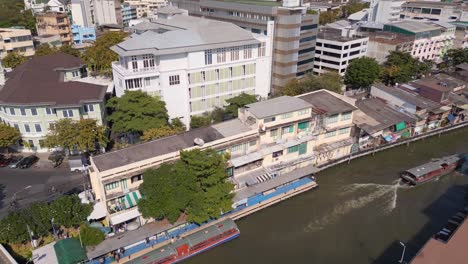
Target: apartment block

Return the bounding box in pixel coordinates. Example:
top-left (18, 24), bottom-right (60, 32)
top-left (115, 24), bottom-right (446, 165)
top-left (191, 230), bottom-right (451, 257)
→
top-left (112, 13), bottom-right (273, 127)
top-left (169, 0), bottom-right (319, 94)
top-left (36, 12), bottom-right (73, 45)
top-left (72, 25), bottom-right (96, 45)
top-left (400, 1), bottom-right (467, 23)
top-left (0, 54), bottom-right (108, 152)
top-left (71, 0), bottom-right (94, 28)
top-left (122, 2), bottom-right (138, 27)
top-left (0, 28), bottom-right (35, 59)
top-left (314, 28), bottom-right (368, 76)
top-left (88, 90), bottom-right (356, 227)
top-left (368, 0), bottom-right (405, 24)
top-left (126, 0), bottom-right (167, 18)
top-left (94, 0), bottom-right (122, 26)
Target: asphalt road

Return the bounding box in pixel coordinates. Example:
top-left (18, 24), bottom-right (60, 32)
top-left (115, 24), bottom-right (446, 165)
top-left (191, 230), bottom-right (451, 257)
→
top-left (0, 158), bottom-right (85, 219)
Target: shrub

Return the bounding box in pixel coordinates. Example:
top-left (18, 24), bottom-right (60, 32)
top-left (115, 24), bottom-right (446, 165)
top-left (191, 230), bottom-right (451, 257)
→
top-left (79, 225), bottom-right (104, 246)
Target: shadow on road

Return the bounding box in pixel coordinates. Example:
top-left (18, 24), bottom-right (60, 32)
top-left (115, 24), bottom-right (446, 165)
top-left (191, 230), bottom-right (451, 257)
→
top-left (0, 184), bottom-right (5, 210)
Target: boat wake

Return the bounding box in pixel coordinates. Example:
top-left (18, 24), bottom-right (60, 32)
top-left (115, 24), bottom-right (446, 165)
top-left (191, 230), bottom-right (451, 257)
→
top-left (303, 180), bottom-right (401, 233)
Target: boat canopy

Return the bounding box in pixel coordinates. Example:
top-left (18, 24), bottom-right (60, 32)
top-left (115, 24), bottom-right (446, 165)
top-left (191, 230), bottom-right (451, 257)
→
top-left (405, 155), bottom-right (460, 178)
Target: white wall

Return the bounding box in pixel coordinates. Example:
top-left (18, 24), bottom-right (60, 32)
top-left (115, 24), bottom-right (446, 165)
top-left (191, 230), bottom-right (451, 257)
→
top-left (93, 0), bottom-right (117, 25)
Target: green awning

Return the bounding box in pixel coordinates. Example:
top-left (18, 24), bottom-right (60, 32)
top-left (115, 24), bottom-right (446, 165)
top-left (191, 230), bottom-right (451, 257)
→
top-left (123, 191), bottom-right (142, 209)
top-left (54, 238), bottom-right (87, 264)
top-left (401, 131), bottom-right (411, 138)
top-left (395, 122), bottom-right (406, 131)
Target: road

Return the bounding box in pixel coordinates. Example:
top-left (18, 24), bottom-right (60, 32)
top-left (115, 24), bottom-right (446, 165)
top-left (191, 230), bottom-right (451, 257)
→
top-left (0, 158), bottom-right (85, 219)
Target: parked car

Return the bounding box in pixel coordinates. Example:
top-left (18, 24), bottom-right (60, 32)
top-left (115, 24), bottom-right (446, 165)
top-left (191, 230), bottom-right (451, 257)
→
top-left (8, 155), bottom-right (24, 168)
top-left (48, 150), bottom-right (65, 167)
top-left (18, 155), bottom-right (39, 169)
top-left (0, 157), bottom-right (12, 167)
top-left (69, 156), bottom-right (88, 172)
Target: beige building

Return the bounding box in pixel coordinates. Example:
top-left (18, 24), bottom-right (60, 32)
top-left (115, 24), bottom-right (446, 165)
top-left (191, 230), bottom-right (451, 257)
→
top-left (126, 0), bottom-right (167, 18)
top-left (0, 28), bottom-right (35, 59)
top-left (88, 89), bottom-right (356, 227)
top-left (36, 12), bottom-right (73, 45)
top-left (0, 53), bottom-right (108, 152)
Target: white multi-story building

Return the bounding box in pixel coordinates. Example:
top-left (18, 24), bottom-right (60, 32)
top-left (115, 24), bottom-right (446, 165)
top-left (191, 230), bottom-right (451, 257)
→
top-left (400, 1), bottom-right (468, 23)
top-left (111, 13), bottom-right (273, 127)
top-left (314, 28), bottom-right (369, 76)
top-left (0, 54), bottom-right (108, 152)
top-left (368, 0), bottom-right (405, 24)
top-left (71, 0), bottom-right (95, 27)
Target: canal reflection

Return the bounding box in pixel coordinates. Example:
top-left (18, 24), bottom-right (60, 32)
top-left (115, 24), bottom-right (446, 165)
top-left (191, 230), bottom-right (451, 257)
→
top-left (187, 127), bottom-right (468, 264)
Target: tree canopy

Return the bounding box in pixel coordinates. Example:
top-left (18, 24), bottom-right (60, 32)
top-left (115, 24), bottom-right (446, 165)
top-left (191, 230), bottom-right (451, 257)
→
top-left (44, 118), bottom-right (107, 153)
top-left (107, 90), bottom-right (169, 135)
top-left (141, 125), bottom-right (184, 141)
top-left (79, 225), bottom-right (105, 246)
top-left (190, 114), bottom-right (212, 129)
top-left (0, 123), bottom-right (20, 148)
top-left (2, 52), bottom-right (28, 68)
top-left (442, 48), bottom-right (468, 68)
top-left (138, 149), bottom-right (234, 224)
top-left (344, 57), bottom-right (380, 89)
top-left (0, 0), bottom-right (36, 33)
top-left (33, 44), bottom-right (81, 57)
top-left (82, 31), bottom-right (127, 76)
top-left (381, 51), bottom-right (432, 85)
top-left (280, 72), bottom-right (343, 96)
top-left (225, 93), bottom-right (257, 118)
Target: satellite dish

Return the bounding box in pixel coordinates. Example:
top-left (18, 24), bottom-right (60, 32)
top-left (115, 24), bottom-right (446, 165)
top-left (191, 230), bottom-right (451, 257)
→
top-left (194, 138), bottom-right (205, 146)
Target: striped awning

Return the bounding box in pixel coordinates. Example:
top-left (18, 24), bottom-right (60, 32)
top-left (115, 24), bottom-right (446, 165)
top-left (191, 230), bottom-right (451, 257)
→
top-left (123, 191), bottom-right (142, 209)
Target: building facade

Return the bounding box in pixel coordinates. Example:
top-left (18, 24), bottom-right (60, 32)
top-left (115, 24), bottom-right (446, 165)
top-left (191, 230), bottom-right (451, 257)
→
top-left (122, 3), bottom-right (138, 27)
top-left (93, 0), bottom-right (121, 25)
top-left (368, 0), bottom-right (405, 24)
top-left (112, 13), bottom-right (273, 127)
top-left (126, 0), bottom-right (167, 18)
top-left (71, 25), bottom-right (96, 45)
top-left (400, 1), bottom-right (467, 23)
top-left (0, 28), bottom-right (35, 59)
top-left (0, 54), bottom-right (107, 152)
top-left (169, 0), bottom-right (319, 94)
top-left (314, 28), bottom-right (368, 76)
top-left (71, 0), bottom-right (95, 28)
top-left (88, 90), bottom-right (356, 227)
top-left (36, 12), bottom-right (73, 45)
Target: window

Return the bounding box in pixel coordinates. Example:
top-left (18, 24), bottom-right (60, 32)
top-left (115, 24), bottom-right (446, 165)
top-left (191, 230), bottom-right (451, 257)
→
top-left (72, 71), bottom-right (79, 77)
top-left (281, 112), bottom-right (293, 119)
top-left (325, 130), bottom-right (337, 138)
top-left (169, 75), bottom-right (180, 85)
top-left (125, 78), bottom-right (142, 89)
top-left (288, 145), bottom-right (299, 153)
top-left (243, 45), bottom-right (252, 59)
top-left (105, 181), bottom-right (119, 190)
top-left (131, 56), bottom-right (138, 71)
top-left (270, 129), bottom-right (278, 137)
top-left (258, 42), bottom-right (266, 57)
top-left (62, 110), bottom-right (74, 117)
top-left (299, 36), bottom-right (316, 43)
top-left (84, 104), bottom-right (95, 113)
top-left (144, 77), bottom-right (151, 86)
top-left (9, 108), bottom-right (15, 115)
top-left (231, 143), bottom-right (243, 152)
top-left (142, 54), bottom-right (155, 69)
top-left (338, 127), bottom-right (350, 135)
top-left (24, 124), bottom-right (30, 133)
top-left (13, 124), bottom-right (19, 130)
top-left (217, 48), bottom-right (226, 63)
top-left (46, 107), bottom-right (52, 115)
top-left (205, 50), bottom-right (213, 65)
top-left (297, 58), bottom-right (314, 66)
top-left (264, 116), bottom-right (276, 123)
top-left (131, 174), bottom-right (143, 183)
top-left (282, 125), bottom-right (294, 134)
top-left (20, 108), bottom-right (27, 116)
top-left (298, 109), bottom-right (309, 115)
top-left (249, 140), bottom-right (256, 147)
top-left (326, 114), bottom-right (339, 124)
top-left (34, 124), bottom-right (42, 132)
top-left (298, 47), bottom-right (315, 55)
top-left (31, 108), bottom-right (37, 116)
top-left (231, 47), bottom-right (240, 61)
top-left (298, 121), bottom-right (310, 130)
top-left (272, 150), bottom-right (283, 158)
top-left (340, 111), bottom-right (352, 121)
top-left (300, 24), bottom-right (317, 31)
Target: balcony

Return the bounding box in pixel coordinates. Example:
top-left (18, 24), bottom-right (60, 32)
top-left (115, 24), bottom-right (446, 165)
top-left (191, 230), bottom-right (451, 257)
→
top-left (112, 61), bottom-right (158, 77)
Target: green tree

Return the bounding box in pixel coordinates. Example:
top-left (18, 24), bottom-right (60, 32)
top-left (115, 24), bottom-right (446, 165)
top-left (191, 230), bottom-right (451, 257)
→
top-left (280, 72), bottom-right (343, 96)
top-left (49, 195), bottom-right (92, 228)
top-left (0, 211), bottom-right (29, 243)
top-left (44, 119), bottom-right (78, 153)
top-left (24, 202), bottom-right (52, 237)
top-left (76, 119), bottom-right (108, 152)
top-left (344, 2), bottom-right (369, 16)
top-left (0, 0), bottom-right (36, 33)
top-left (190, 114), bottom-right (212, 129)
top-left (107, 90), bottom-right (169, 135)
top-left (59, 45), bottom-right (81, 57)
top-left (82, 31), bottom-right (127, 75)
top-left (35, 43), bottom-right (58, 56)
top-left (171, 118), bottom-right (186, 131)
top-left (319, 9), bottom-right (340, 25)
top-left (141, 126), bottom-right (181, 141)
top-left (79, 225), bottom-right (104, 246)
top-left (2, 51), bottom-right (27, 68)
top-left (442, 48), bottom-right (468, 68)
top-left (0, 123), bottom-right (20, 149)
top-left (381, 51), bottom-right (432, 85)
top-left (344, 57), bottom-right (381, 89)
top-left (180, 149), bottom-right (234, 224)
top-left (138, 163), bottom-right (196, 223)
top-left (225, 93), bottom-right (258, 118)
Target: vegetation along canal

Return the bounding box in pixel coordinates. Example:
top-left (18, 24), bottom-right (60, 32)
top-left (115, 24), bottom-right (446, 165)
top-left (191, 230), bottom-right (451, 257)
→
top-left (187, 127), bottom-right (468, 264)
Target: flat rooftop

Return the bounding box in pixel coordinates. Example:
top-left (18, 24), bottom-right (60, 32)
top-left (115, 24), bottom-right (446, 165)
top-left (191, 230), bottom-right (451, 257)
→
top-left (298, 90), bottom-right (357, 116)
top-left (244, 96), bottom-right (312, 119)
top-left (92, 119), bottom-right (252, 172)
top-left (354, 98), bottom-right (416, 135)
top-left (219, 0), bottom-right (281, 6)
top-left (411, 219), bottom-right (468, 264)
top-left (402, 1), bottom-right (458, 8)
top-left (386, 21), bottom-right (441, 34)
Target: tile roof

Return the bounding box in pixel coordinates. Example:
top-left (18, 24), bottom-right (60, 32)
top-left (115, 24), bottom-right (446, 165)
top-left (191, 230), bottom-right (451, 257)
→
top-left (0, 54), bottom-right (106, 106)
top-left (298, 90), bottom-right (357, 115)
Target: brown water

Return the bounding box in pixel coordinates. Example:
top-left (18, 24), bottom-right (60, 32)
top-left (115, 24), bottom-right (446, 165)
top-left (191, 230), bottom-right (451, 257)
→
top-left (187, 127), bottom-right (468, 264)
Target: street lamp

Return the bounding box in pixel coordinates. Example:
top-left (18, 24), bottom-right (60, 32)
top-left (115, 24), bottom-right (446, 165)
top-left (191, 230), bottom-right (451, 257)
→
top-left (51, 218), bottom-right (57, 240)
top-left (399, 241), bottom-right (406, 264)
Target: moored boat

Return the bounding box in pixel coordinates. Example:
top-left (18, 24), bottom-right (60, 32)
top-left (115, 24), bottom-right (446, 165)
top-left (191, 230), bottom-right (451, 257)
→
top-left (400, 155), bottom-right (461, 186)
top-left (127, 218), bottom-right (239, 264)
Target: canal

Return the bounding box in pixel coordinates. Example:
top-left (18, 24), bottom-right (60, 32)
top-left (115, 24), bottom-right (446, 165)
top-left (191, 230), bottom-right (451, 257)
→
top-left (187, 127), bottom-right (468, 264)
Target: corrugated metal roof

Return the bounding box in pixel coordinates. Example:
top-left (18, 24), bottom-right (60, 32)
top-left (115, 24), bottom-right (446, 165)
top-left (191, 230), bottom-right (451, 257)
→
top-left (244, 96), bottom-right (312, 119)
